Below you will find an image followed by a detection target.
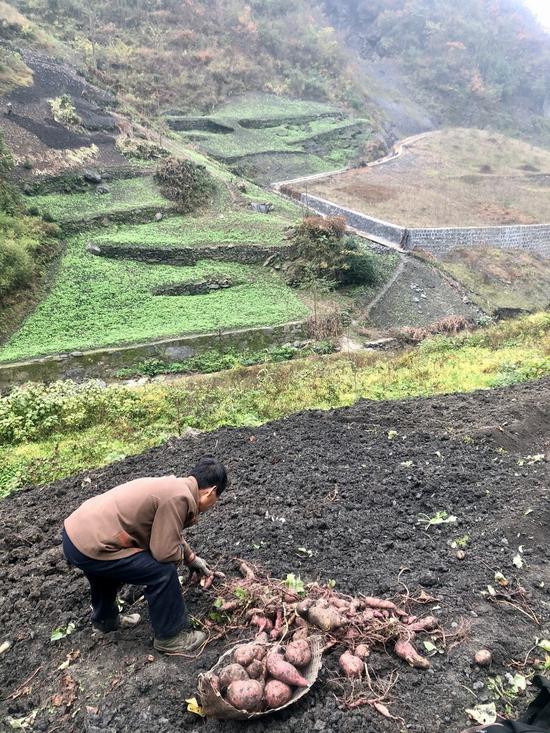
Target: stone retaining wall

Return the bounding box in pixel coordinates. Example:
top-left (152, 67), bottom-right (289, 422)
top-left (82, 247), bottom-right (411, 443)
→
top-left (90, 242), bottom-right (298, 266)
top-left (301, 194), bottom-right (406, 246)
top-left (61, 205), bottom-right (176, 233)
top-left (300, 193), bottom-right (550, 258)
top-left (0, 321), bottom-right (308, 392)
top-left (406, 224), bottom-right (550, 257)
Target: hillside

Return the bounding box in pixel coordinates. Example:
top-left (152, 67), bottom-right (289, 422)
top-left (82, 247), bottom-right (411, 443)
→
top-left (323, 0), bottom-right (550, 144)
top-left (4, 0), bottom-right (368, 116)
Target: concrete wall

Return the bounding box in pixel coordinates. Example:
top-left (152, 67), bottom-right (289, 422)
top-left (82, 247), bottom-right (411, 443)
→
top-left (300, 193), bottom-right (550, 259)
top-left (0, 322), bottom-right (308, 392)
top-left (301, 193), bottom-right (406, 247)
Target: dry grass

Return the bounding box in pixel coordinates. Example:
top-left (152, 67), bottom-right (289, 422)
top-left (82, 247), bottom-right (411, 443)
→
top-left (442, 247), bottom-right (550, 314)
top-left (309, 129), bottom-right (550, 227)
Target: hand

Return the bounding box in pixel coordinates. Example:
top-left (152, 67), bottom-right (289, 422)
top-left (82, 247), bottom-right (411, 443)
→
top-left (187, 555), bottom-right (215, 589)
top-left (188, 555), bottom-right (212, 577)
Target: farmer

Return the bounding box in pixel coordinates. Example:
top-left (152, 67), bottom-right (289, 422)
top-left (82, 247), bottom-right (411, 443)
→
top-left (62, 456), bottom-right (228, 654)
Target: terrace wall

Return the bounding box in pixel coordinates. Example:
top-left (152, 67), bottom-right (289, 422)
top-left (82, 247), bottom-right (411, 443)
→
top-left (0, 321), bottom-right (308, 392)
top-left (89, 242), bottom-right (299, 266)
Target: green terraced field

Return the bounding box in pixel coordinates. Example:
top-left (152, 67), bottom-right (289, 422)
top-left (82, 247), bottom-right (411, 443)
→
top-left (167, 94), bottom-right (373, 182)
top-left (91, 209), bottom-right (294, 248)
top-left (0, 233), bottom-right (308, 362)
top-left (29, 177), bottom-right (168, 223)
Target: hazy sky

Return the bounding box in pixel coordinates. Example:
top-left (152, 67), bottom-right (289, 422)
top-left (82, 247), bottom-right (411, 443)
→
top-left (524, 0), bottom-right (550, 28)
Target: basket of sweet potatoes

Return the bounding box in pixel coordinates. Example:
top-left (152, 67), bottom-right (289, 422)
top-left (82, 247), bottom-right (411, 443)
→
top-left (198, 634), bottom-right (323, 720)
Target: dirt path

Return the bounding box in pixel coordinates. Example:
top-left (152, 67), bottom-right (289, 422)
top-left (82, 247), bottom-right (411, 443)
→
top-left (1, 379), bottom-right (549, 732)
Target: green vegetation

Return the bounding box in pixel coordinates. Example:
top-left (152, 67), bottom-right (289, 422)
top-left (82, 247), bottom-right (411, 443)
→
top-left (323, 0), bottom-right (550, 143)
top-left (168, 94), bottom-right (373, 181)
top-left (28, 176), bottom-right (169, 223)
top-left (0, 130), bottom-right (59, 338)
top-left (91, 210), bottom-right (295, 249)
top-left (115, 341), bottom-right (336, 379)
top-left (0, 232), bottom-right (308, 361)
top-left (1, 313), bottom-right (548, 496)
top-left (286, 216), bottom-right (377, 289)
top-left (49, 94), bottom-right (82, 128)
top-left (154, 157), bottom-right (217, 214)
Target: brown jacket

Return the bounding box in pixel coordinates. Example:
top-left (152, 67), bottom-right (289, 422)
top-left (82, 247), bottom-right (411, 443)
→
top-left (64, 475), bottom-right (199, 564)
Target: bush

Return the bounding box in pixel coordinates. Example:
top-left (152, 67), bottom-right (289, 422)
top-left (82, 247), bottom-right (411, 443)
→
top-left (0, 380), bottom-right (145, 446)
top-left (287, 219), bottom-right (375, 288)
top-left (49, 94), bottom-right (82, 128)
top-left (154, 157), bottom-right (217, 213)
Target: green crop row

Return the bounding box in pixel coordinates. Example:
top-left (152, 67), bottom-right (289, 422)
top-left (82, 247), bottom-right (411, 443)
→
top-left (28, 177), bottom-right (168, 222)
top-left (0, 233), bottom-right (308, 362)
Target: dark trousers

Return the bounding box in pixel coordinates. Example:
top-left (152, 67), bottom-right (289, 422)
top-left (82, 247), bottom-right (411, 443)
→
top-left (62, 529), bottom-right (188, 639)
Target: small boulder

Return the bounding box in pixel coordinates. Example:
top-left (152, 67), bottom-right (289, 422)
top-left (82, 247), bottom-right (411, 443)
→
top-left (96, 185), bottom-right (111, 195)
top-left (154, 212), bottom-right (164, 221)
top-left (84, 170), bottom-right (102, 184)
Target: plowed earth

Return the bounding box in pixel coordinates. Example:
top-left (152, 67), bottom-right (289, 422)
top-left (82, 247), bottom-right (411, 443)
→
top-left (1, 380), bottom-right (549, 733)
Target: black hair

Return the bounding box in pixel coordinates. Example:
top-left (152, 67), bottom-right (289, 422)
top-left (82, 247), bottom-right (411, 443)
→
top-left (190, 456), bottom-right (229, 496)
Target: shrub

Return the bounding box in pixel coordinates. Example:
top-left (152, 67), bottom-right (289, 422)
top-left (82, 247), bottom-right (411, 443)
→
top-left (154, 157), bottom-right (217, 213)
top-left (287, 218), bottom-right (375, 288)
top-left (0, 380), bottom-right (145, 446)
top-left (49, 94), bottom-right (82, 128)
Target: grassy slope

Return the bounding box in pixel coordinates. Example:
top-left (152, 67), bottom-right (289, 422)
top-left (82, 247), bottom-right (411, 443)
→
top-left (1, 313), bottom-right (548, 495)
top-left (31, 177), bottom-right (168, 222)
top-left (91, 210), bottom-right (295, 248)
top-left (169, 94), bottom-right (373, 181)
top-left (0, 236), bottom-right (307, 361)
top-left (309, 129), bottom-right (550, 227)
top-left (442, 247), bottom-right (550, 313)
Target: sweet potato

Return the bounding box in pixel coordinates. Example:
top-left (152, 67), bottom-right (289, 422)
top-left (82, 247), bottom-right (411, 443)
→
top-left (209, 674), bottom-right (220, 693)
top-left (246, 659), bottom-right (266, 680)
top-left (296, 599), bottom-right (314, 617)
top-left (270, 608), bottom-right (284, 640)
top-left (339, 650), bottom-right (364, 679)
top-left (308, 604), bottom-right (344, 632)
top-left (394, 636), bottom-right (430, 669)
top-left (266, 651), bottom-right (309, 687)
top-left (354, 643), bottom-right (370, 660)
top-left (250, 614), bottom-right (274, 634)
top-left (218, 663), bottom-right (249, 691)
top-left (363, 596), bottom-right (406, 616)
top-left (255, 631), bottom-right (269, 644)
top-left (293, 627), bottom-right (309, 641)
top-left (264, 679), bottom-right (293, 709)
top-left (225, 679), bottom-right (264, 712)
top-left (354, 609), bottom-right (375, 624)
top-left (408, 616), bottom-right (438, 633)
top-left (233, 644), bottom-right (258, 668)
top-left (284, 639), bottom-right (311, 668)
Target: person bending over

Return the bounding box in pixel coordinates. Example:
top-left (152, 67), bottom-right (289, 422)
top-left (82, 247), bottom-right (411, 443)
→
top-left (62, 456), bottom-right (228, 654)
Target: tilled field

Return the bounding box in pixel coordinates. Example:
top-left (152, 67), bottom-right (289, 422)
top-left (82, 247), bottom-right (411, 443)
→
top-left (1, 380), bottom-right (549, 732)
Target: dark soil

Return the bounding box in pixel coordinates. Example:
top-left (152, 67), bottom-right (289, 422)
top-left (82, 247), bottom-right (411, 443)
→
top-left (1, 380), bottom-right (549, 733)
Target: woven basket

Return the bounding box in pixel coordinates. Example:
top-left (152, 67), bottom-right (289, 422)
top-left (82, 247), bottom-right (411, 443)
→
top-left (198, 636), bottom-right (323, 720)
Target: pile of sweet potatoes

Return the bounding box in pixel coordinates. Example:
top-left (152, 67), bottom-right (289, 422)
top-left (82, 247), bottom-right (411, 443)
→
top-left (208, 636), bottom-right (313, 713)
top-left (204, 561), bottom-right (442, 676)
